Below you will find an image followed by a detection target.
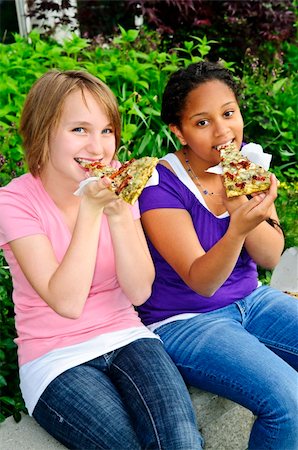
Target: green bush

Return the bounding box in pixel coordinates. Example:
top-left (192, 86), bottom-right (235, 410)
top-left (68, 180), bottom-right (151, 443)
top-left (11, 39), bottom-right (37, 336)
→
top-left (0, 29), bottom-right (212, 184)
top-left (240, 41), bottom-right (298, 170)
top-left (0, 253), bottom-right (27, 422)
top-left (0, 29), bottom-right (297, 421)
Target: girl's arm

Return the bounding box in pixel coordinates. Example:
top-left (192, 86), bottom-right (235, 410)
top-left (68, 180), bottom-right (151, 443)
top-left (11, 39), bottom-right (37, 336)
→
top-left (142, 207), bottom-right (244, 297)
top-left (105, 202), bottom-right (155, 306)
top-left (9, 181), bottom-right (123, 319)
top-left (141, 182), bottom-right (278, 297)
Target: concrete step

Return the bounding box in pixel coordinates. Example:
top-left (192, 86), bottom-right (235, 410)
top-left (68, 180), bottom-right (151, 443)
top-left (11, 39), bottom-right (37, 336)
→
top-left (0, 387), bottom-right (254, 449)
top-left (189, 386), bottom-right (253, 449)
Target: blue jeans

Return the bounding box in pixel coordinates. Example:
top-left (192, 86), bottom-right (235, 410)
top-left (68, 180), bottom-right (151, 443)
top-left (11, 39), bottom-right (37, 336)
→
top-left (33, 338), bottom-right (203, 449)
top-left (155, 286), bottom-right (298, 450)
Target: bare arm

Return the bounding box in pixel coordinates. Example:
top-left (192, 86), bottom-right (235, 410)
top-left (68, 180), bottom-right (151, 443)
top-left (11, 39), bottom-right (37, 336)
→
top-left (106, 206), bottom-right (155, 305)
top-left (141, 179), bottom-right (280, 297)
top-left (142, 208), bottom-right (245, 297)
top-left (9, 179), bottom-right (130, 319)
top-left (10, 198), bottom-right (104, 319)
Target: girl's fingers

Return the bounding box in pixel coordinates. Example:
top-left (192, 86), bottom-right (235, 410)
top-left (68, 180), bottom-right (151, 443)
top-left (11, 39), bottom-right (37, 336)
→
top-left (98, 176), bottom-right (111, 188)
top-left (240, 189), bottom-right (275, 220)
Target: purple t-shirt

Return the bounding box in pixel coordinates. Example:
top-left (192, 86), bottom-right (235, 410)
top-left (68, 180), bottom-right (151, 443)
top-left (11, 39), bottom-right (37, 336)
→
top-left (138, 161), bottom-right (258, 325)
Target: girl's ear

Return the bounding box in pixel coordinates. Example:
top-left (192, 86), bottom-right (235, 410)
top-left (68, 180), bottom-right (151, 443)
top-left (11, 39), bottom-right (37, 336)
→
top-left (169, 124), bottom-right (187, 146)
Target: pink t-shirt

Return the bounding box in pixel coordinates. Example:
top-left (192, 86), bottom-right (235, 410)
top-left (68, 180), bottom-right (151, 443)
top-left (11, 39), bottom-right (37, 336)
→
top-left (0, 173), bottom-right (143, 367)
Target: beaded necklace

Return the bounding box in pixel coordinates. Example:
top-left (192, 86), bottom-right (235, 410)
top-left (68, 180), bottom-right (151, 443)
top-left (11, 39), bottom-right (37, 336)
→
top-left (183, 149), bottom-right (221, 196)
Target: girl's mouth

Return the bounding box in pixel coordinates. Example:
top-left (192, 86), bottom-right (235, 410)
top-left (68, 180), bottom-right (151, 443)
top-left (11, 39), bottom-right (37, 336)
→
top-left (74, 157), bottom-right (103, 164)
top-left (213, 139), bottom-right (234, 151)
top-left (74, 157), bottom-right (104, 170)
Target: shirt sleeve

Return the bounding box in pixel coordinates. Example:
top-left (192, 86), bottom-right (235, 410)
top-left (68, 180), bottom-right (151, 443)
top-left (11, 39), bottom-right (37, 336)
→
top-left (139, 164), bottom-right (189, 214)
top-left (0, 187), bottom-right (45, 246)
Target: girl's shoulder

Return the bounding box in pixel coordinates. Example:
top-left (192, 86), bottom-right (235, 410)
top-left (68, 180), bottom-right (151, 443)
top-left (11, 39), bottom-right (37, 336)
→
top-left (157, 153), bottom-right (195, 194)
top-left (139, 156), bottom-right (195, 214)
top-left (0, 173), bottom-right (36, 193)
top-left (0, 174), bottom-right (48, 211)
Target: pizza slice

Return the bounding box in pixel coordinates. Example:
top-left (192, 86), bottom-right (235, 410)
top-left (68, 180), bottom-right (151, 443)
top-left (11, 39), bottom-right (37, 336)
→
top-left (219, 142), bottom-right (271, 198)
top-left (74, 156), bottom-right (158, 205)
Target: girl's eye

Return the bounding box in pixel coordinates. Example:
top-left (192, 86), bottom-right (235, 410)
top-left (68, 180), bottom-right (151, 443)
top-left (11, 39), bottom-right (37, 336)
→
top-left (102, 128), bottom-right (114, 135)
top-left (197, 120), bottom-right (209, 127)
top-left (72, 127), bottom-right (85, 133)
top-left (224, 111), bottom-right (234, 118)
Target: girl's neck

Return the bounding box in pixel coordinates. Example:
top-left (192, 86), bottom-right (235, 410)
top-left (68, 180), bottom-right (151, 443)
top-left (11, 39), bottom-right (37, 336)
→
top-left (176, 148), bottom-right (211, 176)
top-left (176, 147), bottom-right (226, 214)
top-left (39, 170), bottom-right (81, 211)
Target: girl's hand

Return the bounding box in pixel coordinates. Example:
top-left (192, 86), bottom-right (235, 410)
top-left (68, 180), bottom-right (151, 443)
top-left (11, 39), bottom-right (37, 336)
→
top-left (227, 174), bottom-right (278, 238)
top-left (82, 176), bottom-right (119, 210)
top-left (83, 176), bottom-right (129, 217)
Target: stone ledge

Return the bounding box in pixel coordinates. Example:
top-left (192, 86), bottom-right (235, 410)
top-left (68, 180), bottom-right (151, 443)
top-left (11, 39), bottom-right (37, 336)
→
top-left (0, 387), bottom-right (254, 449)
top-left (189, 386), bottom-right (254, 449)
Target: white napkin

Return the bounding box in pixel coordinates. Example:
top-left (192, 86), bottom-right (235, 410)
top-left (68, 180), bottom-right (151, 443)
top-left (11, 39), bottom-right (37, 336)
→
top-left (206, 143), bottom-right (272, 174)
top-left (73, 177), bottom-right (99, 196)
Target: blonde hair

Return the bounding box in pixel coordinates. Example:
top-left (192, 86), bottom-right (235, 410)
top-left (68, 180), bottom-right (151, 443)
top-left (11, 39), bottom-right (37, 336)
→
top-left (19, 70), bottom-right (121, 176)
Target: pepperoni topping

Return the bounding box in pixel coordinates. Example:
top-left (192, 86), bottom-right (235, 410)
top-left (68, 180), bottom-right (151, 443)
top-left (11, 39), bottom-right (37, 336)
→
top-left (238, 160), bottom-right (250, 169)
top-left (252, 175), bottom-right (266, 181)
top-left (109, 159), bottom-right (135, 179)
top-left (115, 175), bottom-right (133, 194)
top-left (235, 182), bottom-right (246, 189)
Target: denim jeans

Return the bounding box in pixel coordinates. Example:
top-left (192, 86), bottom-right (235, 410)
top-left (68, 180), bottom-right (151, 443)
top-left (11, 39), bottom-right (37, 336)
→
top-left (155, 286), bottom-right (298, 450)
top-left (33, 338), bottom-right (203, 449)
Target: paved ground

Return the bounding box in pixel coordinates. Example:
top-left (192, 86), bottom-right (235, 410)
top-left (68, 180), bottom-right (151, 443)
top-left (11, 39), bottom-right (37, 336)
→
top-left (0, 387), bottom-right (254, 450)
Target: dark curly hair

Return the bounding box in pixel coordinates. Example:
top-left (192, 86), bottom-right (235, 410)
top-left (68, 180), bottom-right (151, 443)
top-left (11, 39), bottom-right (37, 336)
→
top-left (161, 61), bottom-right (239, 126)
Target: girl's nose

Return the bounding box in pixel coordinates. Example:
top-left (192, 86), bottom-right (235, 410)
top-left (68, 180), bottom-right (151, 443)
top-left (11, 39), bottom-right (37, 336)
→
top-left (214, 120), bottom-right (229, 137)
top-left (86, 132), bottom-right (102, 155)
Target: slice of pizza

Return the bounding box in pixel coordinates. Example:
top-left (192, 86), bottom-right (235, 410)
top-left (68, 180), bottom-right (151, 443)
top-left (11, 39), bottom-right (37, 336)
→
top-left (219, 142), bottom-right (271, 198)
top-left (74, 156), bottom-right (159, 205)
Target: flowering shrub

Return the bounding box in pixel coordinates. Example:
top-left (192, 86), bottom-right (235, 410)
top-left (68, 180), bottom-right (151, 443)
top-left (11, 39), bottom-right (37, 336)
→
top-left (26, 1), bottom-right (296, 67)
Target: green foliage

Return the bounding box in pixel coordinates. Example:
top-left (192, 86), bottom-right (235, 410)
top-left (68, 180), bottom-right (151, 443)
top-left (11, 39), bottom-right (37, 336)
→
top-left (273, 170), bottom-right (298, 250)
top-left (0, 29), bottom-right (297, 420)
top-left (0, 252), bottom-right (27, 422)
top-left (240, 41), bottom-right (298, 172)
top-left (0, 29), bottom-right (216, 182)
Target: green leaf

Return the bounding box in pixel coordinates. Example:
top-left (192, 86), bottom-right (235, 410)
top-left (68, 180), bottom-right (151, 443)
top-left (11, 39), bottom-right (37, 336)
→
top-left (0, 396), bottom-right (16, 406)
top-left (272, 78), bottom-right (287, 94)
top-left (126, 29), bottom-right (139, 42)
top-left (0, 375), bottom-right (7, 387)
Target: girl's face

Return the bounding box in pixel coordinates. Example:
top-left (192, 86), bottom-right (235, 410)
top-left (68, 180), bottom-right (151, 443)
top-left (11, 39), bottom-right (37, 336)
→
top-left (46, 88), bottom-right (116, 185)
top-left (170, 80), bottom-right (244, 167)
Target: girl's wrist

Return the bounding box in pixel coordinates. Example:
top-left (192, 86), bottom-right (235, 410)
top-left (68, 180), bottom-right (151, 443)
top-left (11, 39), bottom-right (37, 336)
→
top-left (80, 196), bottom-right (104, 216)
top-left (106, 205), bottom-right (132, 224)
top-left (225, 225), bottom-right (247, 245)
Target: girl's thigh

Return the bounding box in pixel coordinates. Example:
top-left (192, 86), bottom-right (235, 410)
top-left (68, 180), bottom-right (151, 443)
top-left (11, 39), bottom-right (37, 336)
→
top-left (33, 361), bottom-right (141, 450)
top-left (156, 307), bottom-right (298, 417)
top-left (110, 338), bottom-right (203, 450)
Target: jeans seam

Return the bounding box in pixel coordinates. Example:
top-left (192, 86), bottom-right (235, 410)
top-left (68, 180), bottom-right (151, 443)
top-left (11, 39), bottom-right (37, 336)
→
top-left (36, 397), bottom-right (104, 449)
top-left (235, 300), bottom-right (246, 322)
top-left (255, 337), bottom-right (298, 356)
top-left (112, 363), bottom-right (162, 450)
